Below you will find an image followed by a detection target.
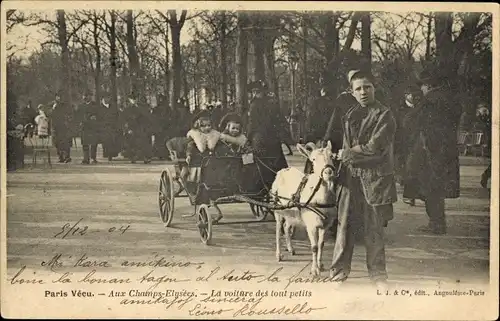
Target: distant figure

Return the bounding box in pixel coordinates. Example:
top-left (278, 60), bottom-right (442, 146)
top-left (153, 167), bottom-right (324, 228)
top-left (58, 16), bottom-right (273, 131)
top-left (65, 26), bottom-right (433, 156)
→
top-left (476, 104), bottom-right (491, 188)
top-left (80, 92), bottom-right (100, 164)
top-left (246, 80), bottom-right (289, 190)
top-left (34, 105), bottom-right (50, 138)
top-left (404, 68), bottom-right (461, 235)
top-left (51, 92), bottom-right (73, 163)
top-left (100, 97), bottom-right (121, 162)
top-left (396, 85), bottom-right (424, 207)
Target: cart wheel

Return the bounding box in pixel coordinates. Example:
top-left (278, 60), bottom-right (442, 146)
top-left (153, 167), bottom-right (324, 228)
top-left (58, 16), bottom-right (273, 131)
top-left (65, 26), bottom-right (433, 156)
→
top-left (158, 168), bottom-right (175, 227)
top-left (250, 204), bottom-right (270, 221)
top-left (197, 204), bottom-right (212, 245)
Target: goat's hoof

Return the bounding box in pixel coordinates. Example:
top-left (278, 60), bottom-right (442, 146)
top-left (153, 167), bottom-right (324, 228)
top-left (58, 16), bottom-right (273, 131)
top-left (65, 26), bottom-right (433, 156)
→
top-left (310, 268), bottom-right (320, 276)
top-left (276, 254), bottom-right (283, 262)
top-left (287, 248), bottom-right (295, 255)
top-left (318, 263), bottom-right (324, 272)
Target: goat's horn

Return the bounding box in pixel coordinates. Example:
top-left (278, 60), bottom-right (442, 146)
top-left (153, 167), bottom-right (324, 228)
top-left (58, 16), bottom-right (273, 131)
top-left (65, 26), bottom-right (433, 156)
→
top-left (305, 142), bottom-right (316, 151)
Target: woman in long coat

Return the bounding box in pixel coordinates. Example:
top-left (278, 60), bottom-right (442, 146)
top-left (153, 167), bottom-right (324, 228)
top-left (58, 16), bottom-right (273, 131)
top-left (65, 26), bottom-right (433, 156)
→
top-left (245, 80), bottom-right (288, 192)
top-left (403, 72), bottom-right (461, 234)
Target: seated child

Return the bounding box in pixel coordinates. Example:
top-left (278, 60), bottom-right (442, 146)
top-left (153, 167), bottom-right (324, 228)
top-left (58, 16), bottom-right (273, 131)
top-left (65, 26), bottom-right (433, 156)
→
top-left (181, 110), bottom-right (220, 182)
top-left (185, 110), bottom-right (221, 164)
top-left (216, 112), bottom-right (249, 156)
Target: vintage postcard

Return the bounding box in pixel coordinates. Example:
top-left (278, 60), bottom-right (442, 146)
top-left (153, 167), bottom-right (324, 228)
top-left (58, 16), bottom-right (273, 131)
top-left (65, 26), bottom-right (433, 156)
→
top-left (1, 1), bottom-right (498, 319)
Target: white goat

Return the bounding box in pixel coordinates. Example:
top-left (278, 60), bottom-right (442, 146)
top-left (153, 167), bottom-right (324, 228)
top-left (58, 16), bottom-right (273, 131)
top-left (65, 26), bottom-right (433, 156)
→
top-left (271, 141), bottom-right (337, 276)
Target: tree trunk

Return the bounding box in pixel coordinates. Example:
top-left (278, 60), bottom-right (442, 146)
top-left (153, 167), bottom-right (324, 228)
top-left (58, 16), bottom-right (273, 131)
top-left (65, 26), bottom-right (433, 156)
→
top-left (168, 10), bottom-right (187, 110)
top-left (264, 37), bottom-right (279, 104)
top-left (302, 16), bottom-right (308, 98)
top-left (361, 12), bottom-right (372, 70)
top-left (211, 47), bottom-right (219, 100)
top-left (235, 12), bottom-right (249, 114)
top-left (425, 14), bottom-right (433, 61)
top-left (126, 10), bottom-right (140, 99)
top-left (93, 14), bottom-right (101, 104)
top-left (164, 22), bottom-right (170, 110)
top-left (109, 11), bottom-right (118, 111)
top-left (252, 20), bottom-right (266, 82)
top-left (220, 11), bottom-right (228, 107)
top-left (56, 10), bottom-right (71, 109)
top-left (434, 12), bottom-right (454, 72)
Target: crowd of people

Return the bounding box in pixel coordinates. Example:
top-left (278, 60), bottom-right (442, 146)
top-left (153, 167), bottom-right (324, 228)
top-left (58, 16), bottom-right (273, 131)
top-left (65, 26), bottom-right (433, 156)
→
top-left (6, 65), bottom-right (492, 290)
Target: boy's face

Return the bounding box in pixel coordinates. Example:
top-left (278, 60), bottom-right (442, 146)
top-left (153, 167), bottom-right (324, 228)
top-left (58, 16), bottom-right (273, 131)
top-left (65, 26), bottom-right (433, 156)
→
top-left (351, 78), bottom-right (375, 107)
top-left (227, 122), bottom-right (241, 136)
top-left (199, 118), bottom-right (212, 133)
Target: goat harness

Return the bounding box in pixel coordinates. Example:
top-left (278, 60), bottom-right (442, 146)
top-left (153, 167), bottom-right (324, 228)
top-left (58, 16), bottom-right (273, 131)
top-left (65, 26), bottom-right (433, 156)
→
top-left (275, 165), bottom-right (338, 221)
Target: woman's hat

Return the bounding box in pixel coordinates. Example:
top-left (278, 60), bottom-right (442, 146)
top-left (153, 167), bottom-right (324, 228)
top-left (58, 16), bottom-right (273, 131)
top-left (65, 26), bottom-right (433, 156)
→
top-left (218, 112), bottom-right (243, 131)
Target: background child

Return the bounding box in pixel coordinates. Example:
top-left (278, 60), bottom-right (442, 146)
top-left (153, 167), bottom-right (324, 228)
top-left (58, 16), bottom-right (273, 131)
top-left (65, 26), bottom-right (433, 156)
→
top-left (217, 112), bottom-right (248, 155)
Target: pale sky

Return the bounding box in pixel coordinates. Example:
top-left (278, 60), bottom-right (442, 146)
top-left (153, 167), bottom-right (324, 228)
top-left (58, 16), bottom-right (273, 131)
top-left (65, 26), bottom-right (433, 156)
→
top-left (6, 10), bottom-right (440, 62)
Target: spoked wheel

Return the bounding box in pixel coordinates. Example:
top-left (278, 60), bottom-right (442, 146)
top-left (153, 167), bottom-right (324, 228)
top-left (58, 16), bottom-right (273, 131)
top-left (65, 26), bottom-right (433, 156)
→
top-left (249, 203), bottom-right (270, 221)
top-left (158, 168), bottom-right (175, 227)
top-left (196, 204), bottom-right (213, 245)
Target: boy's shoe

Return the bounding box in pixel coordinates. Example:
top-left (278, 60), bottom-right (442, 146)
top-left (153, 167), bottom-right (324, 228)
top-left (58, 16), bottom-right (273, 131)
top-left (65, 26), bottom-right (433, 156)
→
top-left (81, 160), bottom-right (90, 165)
top-left (64, 157), bottom-right (72, 163)
top-left (403, 198), bottom-right (415, 206)
top-left (417, 223), bottom-right (446, 235)
top-left (91, 159), bottom-right (98, 164)
top-left (480, 175), bottom-right (489, 188)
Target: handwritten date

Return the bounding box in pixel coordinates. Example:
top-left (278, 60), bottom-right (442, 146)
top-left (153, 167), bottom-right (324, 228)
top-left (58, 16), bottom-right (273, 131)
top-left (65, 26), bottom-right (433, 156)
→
top-left (53, 218), bottom-right (130, 239)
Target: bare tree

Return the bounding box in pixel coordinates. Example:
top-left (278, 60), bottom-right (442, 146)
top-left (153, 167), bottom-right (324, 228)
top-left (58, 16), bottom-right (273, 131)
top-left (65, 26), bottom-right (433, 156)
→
top-left (126, 10), bottom-right (141, 99)
top-left (56, 10), bottom-right (72, 109)
top-left (235, 11), bottom-right (249, 114)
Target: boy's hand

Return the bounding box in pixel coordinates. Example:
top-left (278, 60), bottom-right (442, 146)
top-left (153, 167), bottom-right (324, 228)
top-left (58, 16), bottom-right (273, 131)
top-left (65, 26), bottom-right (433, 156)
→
top-left (185, 156), bottom-right (191, 165)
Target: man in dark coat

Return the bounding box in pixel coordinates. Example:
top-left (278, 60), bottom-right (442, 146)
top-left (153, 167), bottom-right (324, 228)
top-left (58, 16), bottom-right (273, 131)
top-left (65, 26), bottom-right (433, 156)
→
top-left (80, 93), bottom-right (100, 164)
top-left (330, 69), bottom-right (397, 289)
top-left (246, 80), bottom-right (288, 191)
top-left (395, 85), bottom-right (423, 206)
top-left (302, 88), bottom-right (356, 174)
top-left (403, 69), bottom-right (461, 235)
top-left (306, 87), bottom-right (333, 145)
top-left (51, 92), bottom-right (73, 163)
top-left (476, 104), bottom-right (491, 188)
top-left (152, 95), bottom-right (169, 160)
top-left (121, 97), bottom-right (152, 164)
top-left (99, 96), bottom-right (121, 162)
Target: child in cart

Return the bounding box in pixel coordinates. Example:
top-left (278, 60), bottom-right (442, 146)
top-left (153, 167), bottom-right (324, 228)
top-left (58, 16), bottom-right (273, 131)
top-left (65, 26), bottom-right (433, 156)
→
top-left (216, 112), bottom-right (249, 156)
top-left (180, 110), bottom-right (248, 182)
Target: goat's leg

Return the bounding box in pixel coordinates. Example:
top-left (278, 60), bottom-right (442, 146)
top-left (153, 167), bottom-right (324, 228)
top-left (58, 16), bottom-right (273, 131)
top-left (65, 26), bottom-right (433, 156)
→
top-left (284, 221), bottom-right (295, 255)
top-left (306, 226), bottom-right (320, 276)
top-left (275, 214), bottom-right (283, 262)
top-left (317, 227), bottom-right (326, 271)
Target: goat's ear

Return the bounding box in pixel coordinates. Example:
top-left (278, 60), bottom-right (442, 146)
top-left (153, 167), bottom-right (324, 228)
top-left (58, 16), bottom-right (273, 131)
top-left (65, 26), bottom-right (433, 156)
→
top-left (296, 144), bottom-right (312, 158)
top-left (326, 140), bottom-right (332, 152)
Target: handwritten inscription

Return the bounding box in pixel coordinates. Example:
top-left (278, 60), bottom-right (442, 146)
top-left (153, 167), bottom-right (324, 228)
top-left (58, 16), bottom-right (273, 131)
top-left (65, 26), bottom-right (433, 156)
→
top-left (53, 218), bottom-right (130, 239)
top-left (138, 270), bottom-right (191, 291)
top-left (10, 266), bottom-right (45, 285)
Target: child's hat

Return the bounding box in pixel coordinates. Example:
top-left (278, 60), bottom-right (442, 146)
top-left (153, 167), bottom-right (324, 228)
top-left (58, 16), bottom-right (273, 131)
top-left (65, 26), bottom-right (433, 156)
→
top-left (191, 109), bottom-right (212, 127)
top-left (218, 112), bottom-right (242, 131)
